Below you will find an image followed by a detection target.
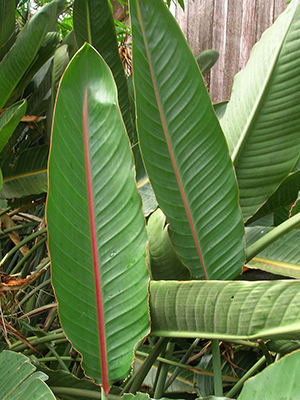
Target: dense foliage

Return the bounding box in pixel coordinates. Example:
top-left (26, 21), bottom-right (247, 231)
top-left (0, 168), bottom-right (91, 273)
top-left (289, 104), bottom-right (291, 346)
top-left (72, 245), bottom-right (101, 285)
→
top-left (1, 0), bottom-right (300, 399)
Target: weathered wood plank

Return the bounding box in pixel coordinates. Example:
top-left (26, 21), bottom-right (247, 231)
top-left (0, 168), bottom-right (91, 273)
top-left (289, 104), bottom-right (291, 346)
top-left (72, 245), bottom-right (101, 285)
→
top-left (175, 0), bottom-right (287, 103)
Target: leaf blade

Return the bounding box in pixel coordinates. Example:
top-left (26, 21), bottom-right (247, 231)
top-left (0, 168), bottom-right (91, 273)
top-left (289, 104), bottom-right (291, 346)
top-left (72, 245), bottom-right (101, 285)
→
top-left (47, 43), bottom-right (149, 391)
top-left (131, 0), bottom-right (245, 280)
top-left (220, 0), bottom-right (300, 221)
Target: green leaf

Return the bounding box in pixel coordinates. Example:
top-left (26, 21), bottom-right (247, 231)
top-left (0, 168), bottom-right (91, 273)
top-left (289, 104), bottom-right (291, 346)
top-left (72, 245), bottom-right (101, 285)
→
top-left (11, 31), bottom-right (59, 103)
top-left (73, 0), bottom-right (135, 142)
top-left (0, 99), bottom-right (27, 154)
top-left (149, 280), bottom-right (300, 340)
top-left (196, 49), bottom-right (219, 75)
top-left (47, 44), bottom-right (149, 393)
top-left (131, 0), bottom-right (245, 280)
top-left (147, 208), bottom-right (191, 280)
top-left (0, 0), bottom-right (15, 61)
top-left (247, 170), bottom-right (300, 224)
top-left (220, 0), bottom-right (300, 221)
top-left (238, 349), bottom-right (300, 399)
top-left (0, 1), bottom-right (58, 110)
top-left (0, 145), bottom-right (48, 199)
top-left (246, 227), bottom-right (300, 278)
top-left (34, 365), bottom-right (102, 400)
top-left (0, 350), bottom-right (55, 399)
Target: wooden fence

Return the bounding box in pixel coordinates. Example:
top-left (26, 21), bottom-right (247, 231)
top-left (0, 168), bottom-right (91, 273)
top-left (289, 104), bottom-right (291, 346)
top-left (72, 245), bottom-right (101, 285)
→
top-left (175, 0), bottom-right (287, 103)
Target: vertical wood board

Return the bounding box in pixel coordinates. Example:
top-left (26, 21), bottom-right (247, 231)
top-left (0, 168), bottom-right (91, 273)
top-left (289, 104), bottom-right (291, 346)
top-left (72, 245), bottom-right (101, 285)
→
top-left (176, 0), bottom-right (287, 103)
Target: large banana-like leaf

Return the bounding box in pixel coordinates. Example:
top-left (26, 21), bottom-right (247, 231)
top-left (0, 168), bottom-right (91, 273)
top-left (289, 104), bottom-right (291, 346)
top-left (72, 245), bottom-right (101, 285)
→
top-left (130, 0), bottom-right (245, 280)
top-left (73, 0), bottom-right (134, 143)
top-left (238, 349), bottom-right (300, 399)
top-left (47, 44), bottom-right (149, 394)
top-left (0, 100), bottom-right (27, 154)
top-left (0, 145), bottom-right (48, 199)
top-left (220, 0), bottom-right (300, 221)
top-left (0, 1), bottom-right (57, 110)
top-left (150, 280), bottom-right (300, 340)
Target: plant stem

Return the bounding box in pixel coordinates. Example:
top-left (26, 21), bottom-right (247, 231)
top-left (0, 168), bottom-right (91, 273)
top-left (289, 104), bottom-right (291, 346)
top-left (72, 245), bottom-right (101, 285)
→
top-left (258, 340), bottom-right (273, 365)
top-left (44, 342), bottom-right (70, 372)
top-left (153, 341), bottom-right (174, 398)
top-left (10, 332), bottom-right (66, 352)
top-left (246, 212), bottom-right (300, 262)
top-left (211, 339), bottom-right (222, 396)
top-left (101, 386), bottom-right (107, 400)
top-left (122, 337), bottom-right (169, 395)
top-left (50, 387), bottom-right (103, 399)
top-left (35, 356), bottom-right (81, 362)
top-left (10, 236), bottom-right (47, 274)
top-left (226, 356), bottom-right (266, 398)
top-left (135, 351), bottom-right (238, 382)
top-left (164, 338), bottom-right (199, 390)
top-left (0, 227), bottom-right (47, 267)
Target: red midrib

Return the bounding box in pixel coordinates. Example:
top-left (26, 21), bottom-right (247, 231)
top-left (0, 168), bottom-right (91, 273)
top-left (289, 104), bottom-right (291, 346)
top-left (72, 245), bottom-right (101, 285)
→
top-left (136, 3), bottom-right (207, 280)
top-left (83, 89), bottom-right (110, 394)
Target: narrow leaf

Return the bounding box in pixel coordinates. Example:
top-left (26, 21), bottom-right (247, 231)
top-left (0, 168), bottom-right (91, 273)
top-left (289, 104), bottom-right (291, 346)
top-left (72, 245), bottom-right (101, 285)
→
top-left (0, 99), bottom-right (27, 154)
top-left (247, 170), bottom-right (300, 224)
top-left (131, 0), bottom-right (244, 279)
top-left (0, 0), bottom-right (15, 61)
top-left (47, 44), bottom-right (149, 392)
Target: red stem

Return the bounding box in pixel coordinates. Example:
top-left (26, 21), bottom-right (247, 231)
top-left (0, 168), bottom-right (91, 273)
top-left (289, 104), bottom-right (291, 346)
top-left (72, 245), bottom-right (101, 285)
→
top-left (83, 89), bottom-right (110, 395)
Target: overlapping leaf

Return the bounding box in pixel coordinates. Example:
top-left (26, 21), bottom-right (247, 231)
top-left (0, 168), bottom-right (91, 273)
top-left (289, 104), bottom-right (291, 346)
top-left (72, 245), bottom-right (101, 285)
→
top-left (0, 100), bottom-right (27, 154)
top-left (238, 349), bottom-right (300, 399)
top-left (0, 145), bottom-right (48, 199)
top-left (220, 0), bottom-right (300, 221)
top-left (131, 0), bottom-right (245, 279)
top-left (73, 0), bottom-right (134, 142)
top-left (150, 280), bottom-right (300, 340)
top-left (47, 44), bottom-right (149, 393)
top-left (0, 1), bottom-right (58, 110)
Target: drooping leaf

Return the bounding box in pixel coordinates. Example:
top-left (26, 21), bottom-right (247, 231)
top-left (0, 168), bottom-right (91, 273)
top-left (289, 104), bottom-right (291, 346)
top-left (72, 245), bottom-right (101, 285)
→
top-left (0, 145), bottom-right (48, 199)
top-left (0, 99), bottom-right (27, 154)
top-left (238, 349), bottom-right (300, 399)
top-left (0, 350), bottom-right (55, 399)
top-left (131, 0), bottom-right (245, 279)
top-left (147, 208), bottom-right (191, 280)
top-left (0, 0), bottom-right (15, 61)
top-left (150, 280), bottom-right (300, 340)
top-left (196, 49), bottom-right (219, 75)
top-left (0, 1), bottom-right (58, 110)
top-left (73, 0), bottom-right (134, 142)
top-left (220, 0), bottom-right (300, 221)
top-left (47, 44), bottom-right (149, 393)
top-left (267, 339), bottom-right (300, 356)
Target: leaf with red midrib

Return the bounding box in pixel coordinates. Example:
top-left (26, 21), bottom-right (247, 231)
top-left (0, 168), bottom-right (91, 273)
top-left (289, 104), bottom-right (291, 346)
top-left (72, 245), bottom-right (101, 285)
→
top-left (131, 0), bottom-right (245, 280)
top-left (47, 43), bottom-right (149, 392)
